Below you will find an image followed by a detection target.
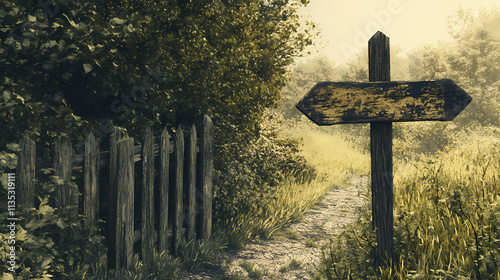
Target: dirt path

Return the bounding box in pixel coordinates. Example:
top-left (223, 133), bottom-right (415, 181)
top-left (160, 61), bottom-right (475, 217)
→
top-left (180, 176), bottom-right (368, 279)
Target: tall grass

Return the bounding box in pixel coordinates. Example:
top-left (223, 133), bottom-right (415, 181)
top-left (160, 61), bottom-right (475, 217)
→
top-left (319, 127), bottom-right (500, 279)
top-left (223, 118), bottom-right (369, 248)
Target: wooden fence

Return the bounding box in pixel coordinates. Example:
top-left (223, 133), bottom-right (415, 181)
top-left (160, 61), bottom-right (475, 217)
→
top-left (15, 115), bottom-right (214, 271)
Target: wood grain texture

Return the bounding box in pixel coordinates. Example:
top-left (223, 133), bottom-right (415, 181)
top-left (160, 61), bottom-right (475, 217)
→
top-left (141, 127), bottom-right (155, 264)
top-left (296, 79), bottom-right (471, 125)
top-left (54, 139), bottom-right (74, 217)
top-left (369, 31), bottom-right (395, 267)
top-left (83, 132), bottom-right (99, 264)
top-left (200, 115), bottom-right (213, 239)
top-left (115, 138), bottom-right (135, 271)
top-left (159, 127), bottom-right (170, 254)
top-left (107, 128), bottom-right (123, 269)
top-left (18, 135), bottom-right (35, 209)
top-left (174, 125), bottom-right (184, 255)
top-left (187, 124), bottom-right (197, 241)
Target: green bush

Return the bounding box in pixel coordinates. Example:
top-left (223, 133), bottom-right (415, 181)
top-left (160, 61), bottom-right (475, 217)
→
top-left (213, 111), bottom-right (316, 223)
top-left (0, 175), bottom-right (105, 280)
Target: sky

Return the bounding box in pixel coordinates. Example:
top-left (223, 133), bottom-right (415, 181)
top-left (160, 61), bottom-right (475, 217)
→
top-left (298, 0), bottom-right (500, 64)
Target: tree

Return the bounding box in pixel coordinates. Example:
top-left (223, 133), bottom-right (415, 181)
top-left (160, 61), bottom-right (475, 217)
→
top-left (280, 55), bottom-right (337, 119)
top-left (0, 0), bottom-right (315, 158)
top-left (411, 6), bottom-right (500, 127)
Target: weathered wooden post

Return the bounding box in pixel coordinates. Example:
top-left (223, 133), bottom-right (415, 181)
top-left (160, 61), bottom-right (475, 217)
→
top-left (173, 125), bottom-right (184, 255)
top-left (141, 127), bottom-right (154, 264)
top-left (158, 127), bottom-right (170, 254)
top-left (115, 137), bottom-right (135, 271)
top-left (83, 132), bottom-right (100, 264)
top-left (296, 31), bottom-right (472, 268)
top-left (368, 31), bottom-right (394, 267)
top-left (17, 135), bottom-right (36, 210)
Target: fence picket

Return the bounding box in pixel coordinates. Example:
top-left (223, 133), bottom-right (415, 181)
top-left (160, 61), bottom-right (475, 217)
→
top-left (18, 135), bottom-right (35, 209)
top-left (174, 125), bottom-right (184, 255)
top-left (54, 139), bottom-right (75, 217)
top-left (142, 127), bottom-right (155, 263)
top-left (200, 115), bottom-right (214, 239)
top-left (115, 138), bottom-right (135, 271)
top-left (159, 127), bottom-right (170, 254)
top-left (108, 128), bottom-right (123, 269)
top-left (187, 124), bottom-right (197, 241)
top-left (83, 132), bottom-right (99, 263)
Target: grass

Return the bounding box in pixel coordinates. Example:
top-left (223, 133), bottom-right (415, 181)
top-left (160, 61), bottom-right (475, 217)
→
top-left (319, 126), bottom-right (500, 279)
top-left (4, 117), bottom-right (369, 280)
top-left (279, 258), bottom-right (302, 273)
top-left (240, 261), bottom-right (277, 279)
top-left (305, 235), bottom-right (322, 248)
top-left (285, 229), bottom-right (299, 240)
top-left (222, 119), bottom-right (370, 248)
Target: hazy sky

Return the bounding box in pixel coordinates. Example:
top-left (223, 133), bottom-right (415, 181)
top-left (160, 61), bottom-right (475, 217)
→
top-left (298, 0), bottom-right (500, 64)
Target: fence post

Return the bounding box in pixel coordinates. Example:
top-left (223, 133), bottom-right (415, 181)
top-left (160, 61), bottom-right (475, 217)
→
top-left (83, 132), bottom-right (99, 264)
top-left (108, 129), bottom-right (123, 269)
top-left (200, 115), bottom-right (213, 239)
top-left (142, 127), bottom-right (154, 263)
top-left (187, 124), bottom-right (197, 241)
top-left (17, 135), bottom-right (36, 210)
top-left (159, 127), bottom-right (170, 254)
top-left (115, 138), bottom-right (135, 271)
top-left (54, 139), bottom-right (75, 217)
top-left (173, 125), bottom-right (184, 255)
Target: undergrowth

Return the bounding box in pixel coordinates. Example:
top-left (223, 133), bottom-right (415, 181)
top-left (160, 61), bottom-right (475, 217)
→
top-left (319, 126), bottom-right (500, 279)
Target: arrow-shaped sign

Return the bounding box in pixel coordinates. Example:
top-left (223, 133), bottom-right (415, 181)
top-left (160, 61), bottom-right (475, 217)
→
top-left (296, 79), bottom-right (472, 125)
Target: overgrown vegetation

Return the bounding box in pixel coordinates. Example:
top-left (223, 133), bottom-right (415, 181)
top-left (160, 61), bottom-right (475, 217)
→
top-left (217, 114), bottom-right (369, 249)
top-left (319, 126), bottom-right (500, 279)
top-left (317, 6), bottom-right (500, 279)
top-left (2, 0), bottom-right (499, 279)
top-left (1, 0), bottom-right (318, 278)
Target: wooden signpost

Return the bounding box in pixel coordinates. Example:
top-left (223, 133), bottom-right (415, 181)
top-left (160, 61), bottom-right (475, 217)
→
top-left (296, 31), bottom-right (472, 267)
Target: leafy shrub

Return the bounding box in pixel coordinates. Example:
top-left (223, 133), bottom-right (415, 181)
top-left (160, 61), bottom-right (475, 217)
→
top-left (214, 111), bottom-right (316, 223)
top-left (0, 169), bottom-right (106, 280)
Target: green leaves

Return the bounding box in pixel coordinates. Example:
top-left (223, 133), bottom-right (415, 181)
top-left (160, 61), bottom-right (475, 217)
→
top-left (83, 63), bottom-right (93, 73)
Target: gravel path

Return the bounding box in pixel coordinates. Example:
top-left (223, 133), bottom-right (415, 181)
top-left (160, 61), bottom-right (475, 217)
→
top-left (180, 176), bottom-right (368, 279)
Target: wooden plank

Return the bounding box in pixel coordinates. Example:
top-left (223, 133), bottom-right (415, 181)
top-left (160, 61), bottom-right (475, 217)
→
top-left (108, 128), bottom-right (123, 270)
top-left (35, 141), bottom-right (178, 175)
top-left (17, 135), bottom-right (35, 209)
top-left (83, 132), bottom-right (99, 264)
top-left (200, 115), bottom-right (213, 239)
top-left (141, 127), bottom-right (155, 264)
top-left (187, 124), bottom-right (197, 241)
top-left (115, 138), bottom-right (135, 271)
top-left (54, 139), bottom-right (75, 217)
top-left (173, 125), bottom-right (184, 255)
top-left (158, 127), bottom-right (170, 254)
top-left (369, 31), bottom-right (394, 267)
top-left (295, 80), bottom-right (471, 125)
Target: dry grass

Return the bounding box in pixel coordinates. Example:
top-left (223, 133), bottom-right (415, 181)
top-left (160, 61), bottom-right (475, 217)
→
top-left (224, 118), bottom-right (369, 247)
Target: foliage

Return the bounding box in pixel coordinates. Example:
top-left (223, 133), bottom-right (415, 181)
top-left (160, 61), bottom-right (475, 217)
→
top-left (319, 126), bottom-right (500, 279)
top-left (0, 0), bottom-right (316, 159)
top-left (1, 0), bottom-right (317, 276)
top-left (177, 234), bottom-right (226, 271)
top-left (219, 117), bottom-right (369, 248)
top-left (0, 172), bottom-right (105, 280)
top-left (214, 111), bottom-right (317, 223)
top-left (410, 6), bottom-right (500, 128)
top-left (280, 55), bottom-right (337, 119)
